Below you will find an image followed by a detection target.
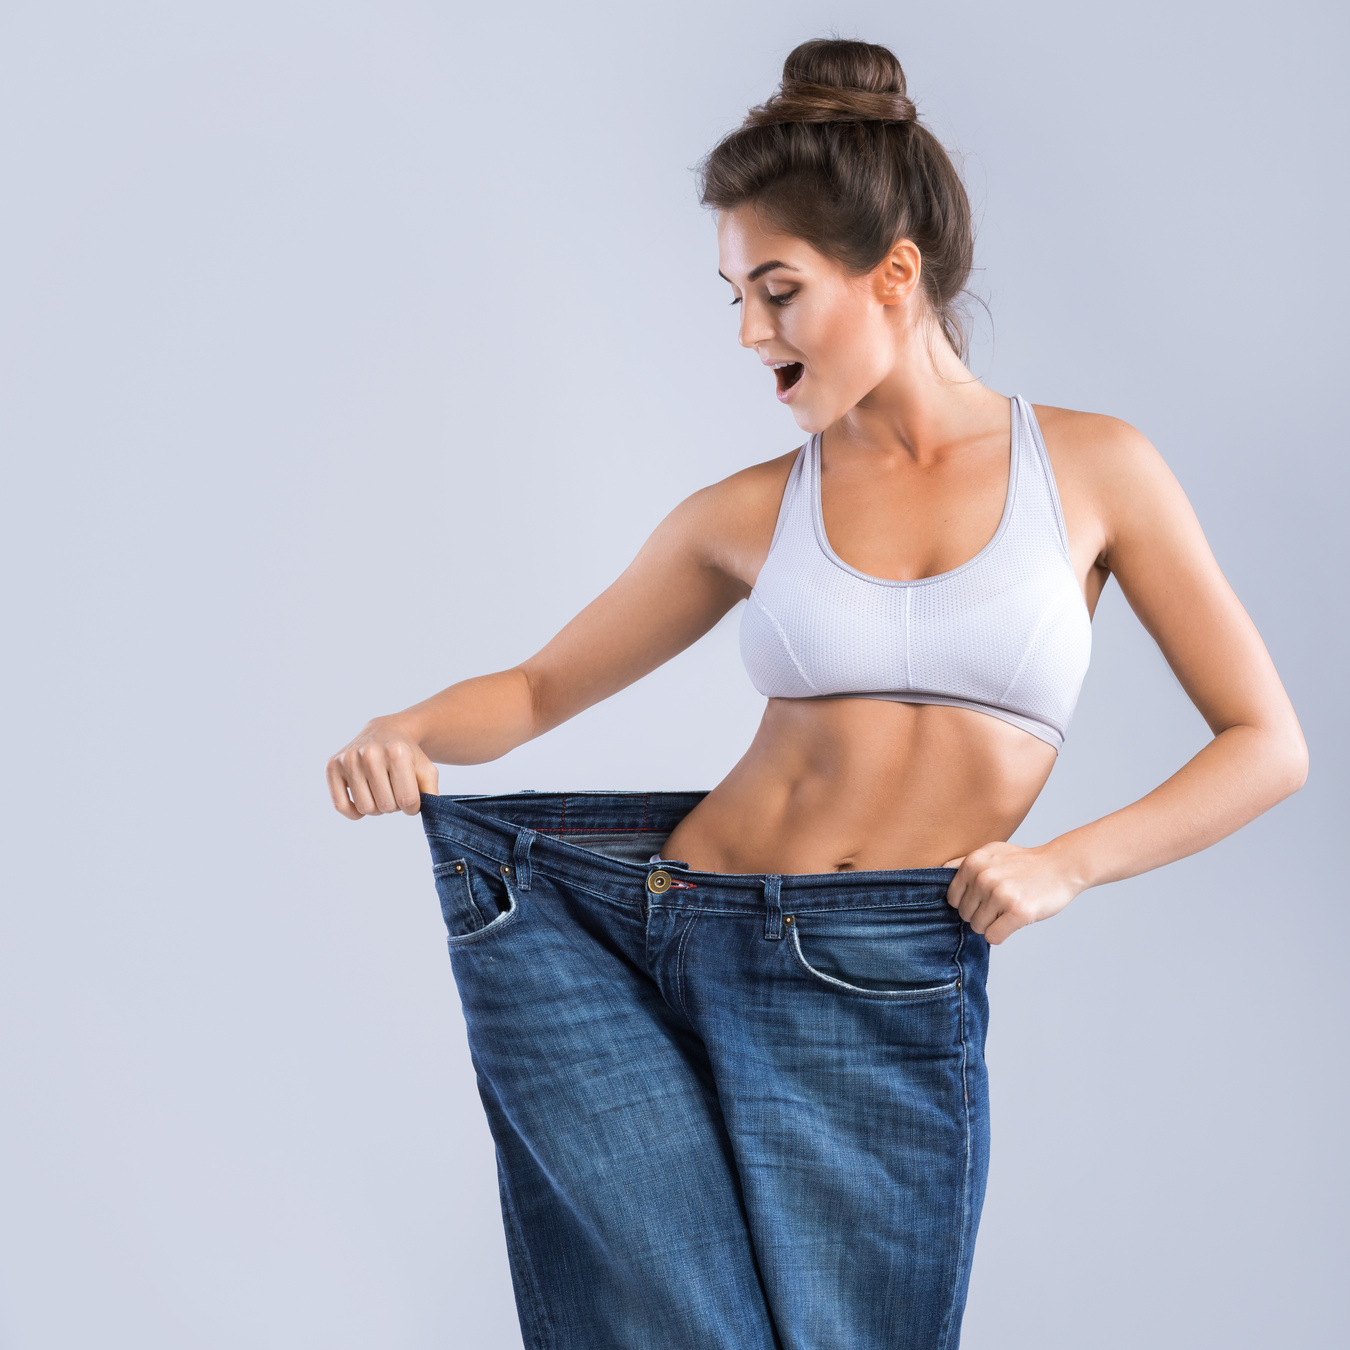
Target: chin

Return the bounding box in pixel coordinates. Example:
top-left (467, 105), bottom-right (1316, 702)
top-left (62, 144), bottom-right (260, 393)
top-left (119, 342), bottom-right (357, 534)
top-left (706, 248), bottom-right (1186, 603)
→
top-left (787, 399), bottom-right (838, 435)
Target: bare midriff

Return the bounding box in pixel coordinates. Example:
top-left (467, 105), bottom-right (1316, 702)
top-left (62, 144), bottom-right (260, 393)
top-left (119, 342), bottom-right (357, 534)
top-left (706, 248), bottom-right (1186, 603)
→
top-left (660, 696), bottom-right (1058, 875)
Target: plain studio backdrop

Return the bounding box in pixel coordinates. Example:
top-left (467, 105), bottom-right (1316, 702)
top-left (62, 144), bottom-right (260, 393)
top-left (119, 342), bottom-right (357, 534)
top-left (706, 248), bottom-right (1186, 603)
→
top-left (1, 1), bottom-right (1345, 1346)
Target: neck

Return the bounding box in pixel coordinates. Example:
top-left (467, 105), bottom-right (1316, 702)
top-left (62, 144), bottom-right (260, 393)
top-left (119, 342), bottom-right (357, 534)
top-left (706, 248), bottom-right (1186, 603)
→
top-left (830, 320), bottom-right (1006, 462)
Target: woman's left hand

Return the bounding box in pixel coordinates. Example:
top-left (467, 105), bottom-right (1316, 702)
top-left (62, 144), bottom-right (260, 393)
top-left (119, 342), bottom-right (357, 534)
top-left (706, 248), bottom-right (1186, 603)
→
top-left (941, 841), bottom-right (1082, 945)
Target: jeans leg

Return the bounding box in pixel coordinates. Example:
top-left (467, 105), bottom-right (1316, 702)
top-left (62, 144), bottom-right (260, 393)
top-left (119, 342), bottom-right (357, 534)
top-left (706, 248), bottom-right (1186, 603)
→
top-left (682, 899), bottom-right (991, 1350)
top-left (444, 853), bottom-right (779, 1350)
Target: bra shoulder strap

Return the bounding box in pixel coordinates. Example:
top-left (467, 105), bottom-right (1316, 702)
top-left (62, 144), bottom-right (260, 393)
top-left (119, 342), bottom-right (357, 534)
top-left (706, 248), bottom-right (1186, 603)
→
top-left (1011, 393), bottom-right (1072, 560)
top-left (765, 436), bottom-right (814, 554)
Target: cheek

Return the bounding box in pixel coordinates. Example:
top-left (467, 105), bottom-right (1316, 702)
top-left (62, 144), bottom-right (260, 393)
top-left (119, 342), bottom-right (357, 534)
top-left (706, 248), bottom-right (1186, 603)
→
top-left (810, 309), bottom-right (889, 391)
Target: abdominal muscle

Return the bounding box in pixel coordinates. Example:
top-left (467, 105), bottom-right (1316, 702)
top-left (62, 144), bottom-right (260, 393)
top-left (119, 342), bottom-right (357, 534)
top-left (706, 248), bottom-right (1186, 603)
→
top-left (660, 696), bottom-right (1058, 875)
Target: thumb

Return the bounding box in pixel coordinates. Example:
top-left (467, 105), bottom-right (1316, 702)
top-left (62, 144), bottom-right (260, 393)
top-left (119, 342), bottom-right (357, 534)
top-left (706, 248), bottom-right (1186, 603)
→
top-left (943, 856), bottom-right (967, 909)
top-left (415, 752), bottom-right (440, 800)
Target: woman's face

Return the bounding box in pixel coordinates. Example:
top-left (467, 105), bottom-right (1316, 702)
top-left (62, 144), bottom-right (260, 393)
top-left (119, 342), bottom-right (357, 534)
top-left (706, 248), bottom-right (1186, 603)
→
top-left (716, 204), bottom-right (905, 434)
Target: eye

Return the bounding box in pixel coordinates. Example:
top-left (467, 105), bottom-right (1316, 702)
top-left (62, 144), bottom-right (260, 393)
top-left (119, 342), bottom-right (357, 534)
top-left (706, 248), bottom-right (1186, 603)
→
top-left (729, 296), bottom-right (741, 306)
top-left (768, 289), bottom-right (798, 307)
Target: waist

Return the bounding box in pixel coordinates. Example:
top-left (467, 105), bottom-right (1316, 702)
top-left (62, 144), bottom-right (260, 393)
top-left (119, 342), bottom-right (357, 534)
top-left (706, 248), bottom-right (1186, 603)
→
top-left (664, 697), bottom-right (1056, 873)
top-left (418, 790), bottom-right (959, 902)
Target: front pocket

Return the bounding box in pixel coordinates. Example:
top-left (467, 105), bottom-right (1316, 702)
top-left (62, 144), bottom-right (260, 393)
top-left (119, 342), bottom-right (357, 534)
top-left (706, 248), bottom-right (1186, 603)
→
top-left (787, 906), bottom-right (961, 1001)
top-left (439, 860), bottom-right (521, 948)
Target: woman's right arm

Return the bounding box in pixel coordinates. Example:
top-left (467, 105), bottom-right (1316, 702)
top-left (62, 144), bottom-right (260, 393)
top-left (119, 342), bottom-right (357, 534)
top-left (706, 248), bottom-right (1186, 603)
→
top-left (325, 463), bottom-right (786, 820)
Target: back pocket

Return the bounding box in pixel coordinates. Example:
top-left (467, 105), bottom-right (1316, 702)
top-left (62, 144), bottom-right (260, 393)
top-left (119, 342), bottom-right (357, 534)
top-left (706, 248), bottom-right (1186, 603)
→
top-left (787, 904), bottom-right (961, 1001)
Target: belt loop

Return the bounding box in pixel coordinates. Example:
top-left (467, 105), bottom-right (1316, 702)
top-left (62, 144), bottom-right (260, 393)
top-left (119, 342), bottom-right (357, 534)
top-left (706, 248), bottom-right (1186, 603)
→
top-left (763, 874), bottom-right (783, 941)
top-left (513, 828), bottom-right (535, 891)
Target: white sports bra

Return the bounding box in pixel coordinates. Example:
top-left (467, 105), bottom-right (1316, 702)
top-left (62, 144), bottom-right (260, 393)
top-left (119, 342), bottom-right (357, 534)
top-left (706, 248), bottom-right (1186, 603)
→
top-left (740, 394), bottom-right (1092, 751)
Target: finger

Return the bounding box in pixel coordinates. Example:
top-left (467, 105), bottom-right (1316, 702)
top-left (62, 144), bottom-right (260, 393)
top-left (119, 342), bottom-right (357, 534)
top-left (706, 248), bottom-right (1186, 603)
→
top-left (342, 755), bottom-right (379, 816)
top-left (985, 896), bottom-right (1036, 943)
top-left (386, 744), bottom-right (424, 815)
top-left (357, 746), bottom-right (400, 814)
top-left (965, 893), bottom-right (1004, 935)
top-left (946, 863), bottom-right (972, 910)
top-left (955, 873), bottom-right (988, 923)
top-left (326, 760), bottom-right (362, 821)
top-left (977, 877), bottom-right (1022, 929)
top-left (943, 859), bottom-right (967, 907)
top-left (983, 911), bottom-right (1027, 946)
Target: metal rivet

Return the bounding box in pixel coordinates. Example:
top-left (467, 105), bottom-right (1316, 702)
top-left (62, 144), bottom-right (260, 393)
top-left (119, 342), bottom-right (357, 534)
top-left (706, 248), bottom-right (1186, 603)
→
top-left (500, 864), bottom-right (512, 877)
top-left (784, 914), bottom-right (794, 924)
top-left (454, 863), bottom-right (464, 874)
top-left (646, 869), bottom-right (671, 894)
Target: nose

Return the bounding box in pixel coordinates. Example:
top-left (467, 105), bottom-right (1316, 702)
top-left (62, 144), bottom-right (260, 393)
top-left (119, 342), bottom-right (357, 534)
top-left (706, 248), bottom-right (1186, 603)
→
top-left (738, 298), bottom-right (775, 350)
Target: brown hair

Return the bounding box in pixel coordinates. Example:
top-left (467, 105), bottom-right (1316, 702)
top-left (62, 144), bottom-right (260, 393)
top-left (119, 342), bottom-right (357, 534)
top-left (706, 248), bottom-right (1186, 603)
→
top-left (699, 39), bottom-right (975, 358)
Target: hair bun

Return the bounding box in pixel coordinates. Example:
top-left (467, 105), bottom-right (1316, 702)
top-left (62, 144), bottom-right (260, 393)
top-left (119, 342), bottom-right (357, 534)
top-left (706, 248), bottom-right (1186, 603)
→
top-left (745, 82), bottom-right (915, 128)
top-left (744, 38), bottom-right (916, 128)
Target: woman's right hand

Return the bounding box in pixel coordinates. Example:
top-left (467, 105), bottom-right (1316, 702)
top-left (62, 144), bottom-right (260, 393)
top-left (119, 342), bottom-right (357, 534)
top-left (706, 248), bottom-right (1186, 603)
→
top-left (326, 717), bottom-right (440, 820)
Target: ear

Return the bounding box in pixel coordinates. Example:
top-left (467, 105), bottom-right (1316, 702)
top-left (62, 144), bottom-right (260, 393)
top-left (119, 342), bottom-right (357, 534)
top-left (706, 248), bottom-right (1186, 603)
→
top-left (870, 239), bottom-right (922, 306)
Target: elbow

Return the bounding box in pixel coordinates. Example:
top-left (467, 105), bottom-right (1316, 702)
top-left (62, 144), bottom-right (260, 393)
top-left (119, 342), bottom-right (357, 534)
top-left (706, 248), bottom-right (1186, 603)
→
top-left (1267, 726), bottom-right (1309, 800)
top-left (1284, 743), bottom-right (1310, 796)
top-left (514, 663), bottom-right (552, 741)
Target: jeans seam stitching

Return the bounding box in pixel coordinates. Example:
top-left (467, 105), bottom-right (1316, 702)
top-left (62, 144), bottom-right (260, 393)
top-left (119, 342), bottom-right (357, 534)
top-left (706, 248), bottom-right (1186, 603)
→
top-left (939, 922), bottom-right (972, 1349)
top-left (781, 900), bottom-right (954, 914)
top-left (675, 910), bottom-right (699, 1023)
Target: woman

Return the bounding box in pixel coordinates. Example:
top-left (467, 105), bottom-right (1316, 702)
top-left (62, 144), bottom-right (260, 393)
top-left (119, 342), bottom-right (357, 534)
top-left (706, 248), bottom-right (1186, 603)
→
top-left (326, 39), bottom-right (1306, 1350)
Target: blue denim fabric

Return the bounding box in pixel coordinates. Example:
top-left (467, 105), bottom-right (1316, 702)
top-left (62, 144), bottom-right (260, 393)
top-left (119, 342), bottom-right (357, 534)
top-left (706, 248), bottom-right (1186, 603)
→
top-left (421, 791), bottom-right (990, 1350)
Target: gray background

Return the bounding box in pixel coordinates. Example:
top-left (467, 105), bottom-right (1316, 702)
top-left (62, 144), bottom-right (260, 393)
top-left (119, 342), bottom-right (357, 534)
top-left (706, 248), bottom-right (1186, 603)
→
top-left (1, 1), bottom-right (1345, 1346)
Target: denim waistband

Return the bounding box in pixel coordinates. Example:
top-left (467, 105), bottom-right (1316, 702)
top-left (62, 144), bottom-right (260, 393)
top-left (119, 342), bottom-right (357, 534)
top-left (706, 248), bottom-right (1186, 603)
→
top-left (419, 791), bottom-right (959, 912)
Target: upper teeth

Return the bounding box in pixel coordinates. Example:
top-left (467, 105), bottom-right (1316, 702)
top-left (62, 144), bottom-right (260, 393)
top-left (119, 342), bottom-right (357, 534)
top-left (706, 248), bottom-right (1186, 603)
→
top-left (771, 362), bottom-right (794, 369)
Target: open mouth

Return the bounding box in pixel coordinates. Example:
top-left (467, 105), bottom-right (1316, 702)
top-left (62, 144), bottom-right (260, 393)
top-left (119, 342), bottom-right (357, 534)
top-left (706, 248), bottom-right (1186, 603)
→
top-left (772, 362), bottom-right (804, 396)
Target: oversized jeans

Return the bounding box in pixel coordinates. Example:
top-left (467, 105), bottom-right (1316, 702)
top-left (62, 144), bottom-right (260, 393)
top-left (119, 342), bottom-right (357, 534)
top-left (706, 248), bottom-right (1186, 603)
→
top-left (420, 791), bottom-right (991, 1350)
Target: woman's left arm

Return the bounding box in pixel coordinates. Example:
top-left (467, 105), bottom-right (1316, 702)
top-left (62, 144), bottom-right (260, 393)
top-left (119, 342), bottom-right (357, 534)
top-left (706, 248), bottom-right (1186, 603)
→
top-left (948, 417), bottom-right (1309, 944)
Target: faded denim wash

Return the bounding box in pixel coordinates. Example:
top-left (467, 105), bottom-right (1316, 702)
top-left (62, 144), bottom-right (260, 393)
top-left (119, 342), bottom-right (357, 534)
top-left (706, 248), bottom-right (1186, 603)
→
top-left (421, 790), bottom-right (991, 1350)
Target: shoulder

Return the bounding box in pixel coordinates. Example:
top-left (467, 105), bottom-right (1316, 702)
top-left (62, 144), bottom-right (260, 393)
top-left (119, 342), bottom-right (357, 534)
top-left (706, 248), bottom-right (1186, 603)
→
top-left (689, 447), bottom-right (800, 520)
top-left (656, 446), bottom-right (802, 583)
top-left (1031, 403), bottom-right (1189, 560)
top-left (1031, 403), bottom-right (1163, 479)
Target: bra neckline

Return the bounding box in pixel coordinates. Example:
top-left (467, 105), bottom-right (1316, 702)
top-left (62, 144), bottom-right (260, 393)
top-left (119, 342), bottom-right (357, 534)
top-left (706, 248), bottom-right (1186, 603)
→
top-left (808, 393), bottom-right (1023, 589)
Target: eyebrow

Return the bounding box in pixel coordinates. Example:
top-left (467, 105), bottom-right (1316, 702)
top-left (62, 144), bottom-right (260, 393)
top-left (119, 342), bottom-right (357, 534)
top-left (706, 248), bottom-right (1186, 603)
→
top-left (717, 260), bottom-right (795, 284)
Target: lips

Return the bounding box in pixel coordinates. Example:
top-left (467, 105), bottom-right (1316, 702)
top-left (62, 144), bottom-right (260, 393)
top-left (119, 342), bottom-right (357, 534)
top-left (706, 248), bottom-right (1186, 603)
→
top-left (761, 355), bottom-right (805, 403)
